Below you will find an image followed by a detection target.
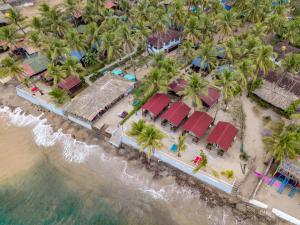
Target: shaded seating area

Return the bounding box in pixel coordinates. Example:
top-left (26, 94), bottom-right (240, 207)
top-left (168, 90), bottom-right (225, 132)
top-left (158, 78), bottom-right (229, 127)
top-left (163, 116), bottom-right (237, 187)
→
top-left (183, 111), bottom-right (213, 142)
top-left (168, 78), bottom-right (187, 96)
top-left (200, 87), bottom-right (220, 109)
top-left (206, 121), bottom-right (238, 156)
top-left (58, 76), bottom-right (82, 95)
top-left (160, 102), bottom-right (191, 130)
top-left (141, 93), bottom-right (171, 120)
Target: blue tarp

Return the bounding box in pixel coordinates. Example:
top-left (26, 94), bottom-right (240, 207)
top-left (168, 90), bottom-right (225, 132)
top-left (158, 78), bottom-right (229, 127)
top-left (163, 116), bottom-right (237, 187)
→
top-left (112, 68), bottom-right (123, 75)
top-left (216, 47), bottom-right (225, 59)
top-left (124, 74), bottom-right (137, 81)
top-left (218, 64), bottom-right (235, 73)
top-left (170, 144), bottom-right (178, 152)
top-left (192, 57), bottom-right (208, 70)
top-left (70, 50), bottom-right (86, 61)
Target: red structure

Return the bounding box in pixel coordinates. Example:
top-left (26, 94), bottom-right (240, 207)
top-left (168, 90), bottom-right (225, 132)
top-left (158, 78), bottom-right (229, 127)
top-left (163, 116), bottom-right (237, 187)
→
top-left (183, 111), bottom-right (213, 138)
top-left (58, 76), bottom-right (81, 95)
top-left (200, 88), bottom-right (220, 108)
top-left (206, 121), bottom-right (238, 152)
top-left (168, 78), bottom-right (187, 95)
top-left (141, 93), bottom-right (171, 119)
top-left (161, 102), bottom-right (191, 128)
top-left (104, 0), bottom-right (117, 9)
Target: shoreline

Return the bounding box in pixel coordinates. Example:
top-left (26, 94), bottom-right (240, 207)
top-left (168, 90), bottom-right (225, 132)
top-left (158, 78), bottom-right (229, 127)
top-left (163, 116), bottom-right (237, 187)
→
top-left (0, 81), bottom-right (287, 225)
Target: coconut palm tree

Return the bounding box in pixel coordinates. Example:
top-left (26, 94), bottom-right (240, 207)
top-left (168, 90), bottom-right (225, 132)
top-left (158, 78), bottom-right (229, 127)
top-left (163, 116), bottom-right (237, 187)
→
top-left (196, 40), bottom-right (218, 72)
top-left (42, 38), bottom-right (68, 64)
top-left (214, 69), bottom-right (241, 110)
top-left (138, 124), bottom-right (165, 158)
top-left (62, 56), bottom-right (84, 77)
top-left (282, 53), bottom-right (300, 76)
top-left (5, 8), bottom-right (26, 34)
top-left (27, 31), bottom-right (43, 49)
top-left (47, 63), bottom-right (66, 86)
top-left (31, 16), bottom-right (44, 34)
top-left (144, 68), bottom-right (168, 93)
top-left (0, 26), bottom-right (20, 50)
top-left (49, 87), bottom-right (69, 104)
top-left (182, 74), bottom-right (208, 109)
top-left (215, 11), bottom-right (240, 42)
top-left (0, 56), bottom-right (24, 81)
top-left (99, 31), bottom-right (122, 62)
top-left (252, 45), bottom-right (276, 75)
top-left (181, 40), bottom-right (194, 64)
top-left (117, 24), bottom-right (136, 54)
top-left (222, 37), bottom-right (241, 63)
top-left (83, 22), bottom-right (101, 50)
top-left (177, 134), bottom-right (186, 157)
top-left (169, 0), bottom-right (186, 30)
top-left (65, 29), bottom-right (87, 59)
top-left (184, 15), bottom-right (202, 46)
top-left (63, 0), bottom-right (80, 22)
top-left (127, 119), bottom-right (146, 137)
top-left (263, 123), bottom-right (300, 162)
top-left (236, 58), bottom-right (257, 84)
top-left (193, 150), bottom-right (208, 172)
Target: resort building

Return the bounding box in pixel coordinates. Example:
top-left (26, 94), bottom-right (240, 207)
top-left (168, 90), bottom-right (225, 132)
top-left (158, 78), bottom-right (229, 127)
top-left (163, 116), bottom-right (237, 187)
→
top-left (141, 93), bottom-right (171, 120)
top-left (200, 87), bottom-right (220, 109)
top-left (183, 111), bottom-right (213, 141)
top-left (168, 78), bottom-right (187, 96)
top-left (206, 121), bottom-right (238, 155)
top-left (64, 75), bottom-right (134, 129)
top-left (58, 76), bottom-right (82, 96)
top-left (147, 29), bottom-right (182, 54)
top-left (21, 54), bottom-right (49, 79)
top-left (160, 102), bottom-right (191, 130)
top-left (254, 71), bottom-right (300, 111)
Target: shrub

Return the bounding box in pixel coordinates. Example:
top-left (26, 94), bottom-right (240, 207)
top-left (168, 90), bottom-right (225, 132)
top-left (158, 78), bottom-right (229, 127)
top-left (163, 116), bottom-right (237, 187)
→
top-left (247, 78), bottom-right (262, 93)
top-left (285, 99), bottom-right (300, 117)
top-left (221, 170), bottom-right (234, 180)
top-left (212, 170), bottom-right (219, 178)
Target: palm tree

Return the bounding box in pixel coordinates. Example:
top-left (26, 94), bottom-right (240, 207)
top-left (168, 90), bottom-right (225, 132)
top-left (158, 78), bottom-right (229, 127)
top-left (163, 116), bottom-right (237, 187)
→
top-left (196, 40), bottom-right (218, 72)
top-left (27, 31), bottom-right (43, 49)
top-left (181, 40), bottom-right (194, 64)
top-left (215, 11), bottom-right (240, 42)
top-left (138, 124), bottom-right (165, 158)
top-left (169, 0), bottom-right (186, 30)
top-left (184, 15), bottom-right (202, 46)
top-left (214, 69), bottom-right (241, 110)
top-left (31, 16), bottom-right (44, 34)
top-left (49, 87), bottom-right (69, 104)
top-left (42, 38), bottom-right (67, 64)
top-left (263, 123), bottom-right (300, 162)
top-left (0, 26), bottom-right (20, 51)
top-left (182, 74), bottom-right (208, 109)
top-left (222, 37), bottom-right (241, 63)
top-left (63, 0), bottom-right (80, 23)
top-left (127, 119), bottom-right (146, 136)
top-left (65, 29), bottom-right (87, 59)
top-left (47, 64), bottom-right (66, 86)
top-left (0, 56), bottom-right (24, 81)
top-left (5, 8), bottom-right (26, 35)
top-left (145, 68), bottom-right (168, 93)
top-left (282, 53), bottom-right (300, 76)
top-left (236, 58), bottom-right (257, 85)
top-left (252, 45), bottom-right (276, 75)
top-left (177, 134), bottom-right (186, 157)
top-left (83, 22), bottom-right (101, 50)
top-left (117, 24), bottom-right (136, 54)
top-left (193, 150), bottom-right (207, 173)
top-left (99, 31), bottom-right (122, 62)
top-left (62, 56), bottom-right (84, 77)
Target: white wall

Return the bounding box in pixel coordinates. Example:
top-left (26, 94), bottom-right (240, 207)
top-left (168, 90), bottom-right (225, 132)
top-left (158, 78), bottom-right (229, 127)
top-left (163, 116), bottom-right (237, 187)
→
top-left (67, 114), bottom-right (92, 130)
top-left (121, 135), bottom-right (234, 193)
top-left (148, 39), bottom-right (181, 54)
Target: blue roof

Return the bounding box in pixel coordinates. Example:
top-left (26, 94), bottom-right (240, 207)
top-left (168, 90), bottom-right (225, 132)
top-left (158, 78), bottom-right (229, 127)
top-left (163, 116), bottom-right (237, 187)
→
top-left (192, 57), bottom-right (208, 70)
top-left (218, 65), bottom-right (235, 73)
top-left (216, 47), bottom-right (225, 59)
top-left (112, 68), bottom-right (123, 75)
top-left (124, 74), bottom-right (136, 81)
top-left (70, 50), bottom-right (86, 61)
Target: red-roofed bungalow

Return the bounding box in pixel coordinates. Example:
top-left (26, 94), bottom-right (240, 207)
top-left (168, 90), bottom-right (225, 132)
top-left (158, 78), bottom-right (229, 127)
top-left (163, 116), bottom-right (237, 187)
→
top-left (200, 87), bottom-right (220, 109)
top-left (104, 0), bottom-right (118, 9)
top-left (58, 76), bottom-right (82, 95)
top-left (141, 93), bottom-right (171, 119)
top-left (183, 111), bottom-right (213, 141)
top-left (160, 102), bottom-right (190, 130)
top-left (206, 121), bottom-right (238, 155)
top-left (168, 78), bottom-right (187, 96)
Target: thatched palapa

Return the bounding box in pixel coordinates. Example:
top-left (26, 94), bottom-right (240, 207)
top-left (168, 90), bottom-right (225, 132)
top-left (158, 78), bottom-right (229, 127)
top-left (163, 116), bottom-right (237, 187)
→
top-left (64, 75), bottom-right (134, 122)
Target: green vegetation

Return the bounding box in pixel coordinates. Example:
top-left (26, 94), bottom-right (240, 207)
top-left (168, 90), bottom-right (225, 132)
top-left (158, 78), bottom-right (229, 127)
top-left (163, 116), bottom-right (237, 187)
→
top-left (0, 56), bottom-right (24, 81)
top-left (177, 134), bottom-right (187, 158)
top-left (193, 151), bottom-right (208, 173)
top-left (128, 120), bottom-right (165, 158)
top-left (285, 99), bottom-right (300, 117)
top-left (221, 170), bottom-right (234, 180)
top-left (48, 87), bottom-right (69, 104)
top-left (212, 170), bottom-right (220, 178)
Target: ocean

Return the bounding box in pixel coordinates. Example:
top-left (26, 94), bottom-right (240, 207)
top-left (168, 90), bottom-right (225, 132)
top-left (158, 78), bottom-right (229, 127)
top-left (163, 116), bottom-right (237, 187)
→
top-left (0, 106), bottom-right (257, 225)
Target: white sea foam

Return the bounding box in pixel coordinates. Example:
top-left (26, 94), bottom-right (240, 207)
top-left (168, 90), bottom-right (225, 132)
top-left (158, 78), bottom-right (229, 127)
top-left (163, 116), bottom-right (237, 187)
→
top-left (0, 106), bottom-right (96, 163)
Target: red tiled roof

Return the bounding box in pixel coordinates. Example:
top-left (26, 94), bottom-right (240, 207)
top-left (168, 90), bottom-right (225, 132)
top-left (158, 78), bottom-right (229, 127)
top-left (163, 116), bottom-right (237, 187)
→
top-left (206, 121), bottom-right (238, 152)
top-left (58, 76), bottom-right (81, 91)
top-left (104, 0), bottom-right (117, 9)
top-left (161, 102), bottom-right (191, 127)
top-left (141, 93), bottom-right (171, 117)
top-left (183, 111), bottom-right (213, 138)
top-left (200, 88), bottom-right (220, 108)
top-left (169, 78), bottom-right (187, 94)
top-left (148, 29), bottom-right (182, 49)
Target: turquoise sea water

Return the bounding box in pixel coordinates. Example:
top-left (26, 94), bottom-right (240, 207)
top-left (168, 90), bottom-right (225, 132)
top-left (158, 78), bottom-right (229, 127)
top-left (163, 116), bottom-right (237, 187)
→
top-left (0, 107), bottom-right (258, 225)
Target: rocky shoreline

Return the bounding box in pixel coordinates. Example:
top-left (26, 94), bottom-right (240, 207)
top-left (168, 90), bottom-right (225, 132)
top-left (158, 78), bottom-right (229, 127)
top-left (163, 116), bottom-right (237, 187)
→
top-left (0, 82), bottom-right (289, 225)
